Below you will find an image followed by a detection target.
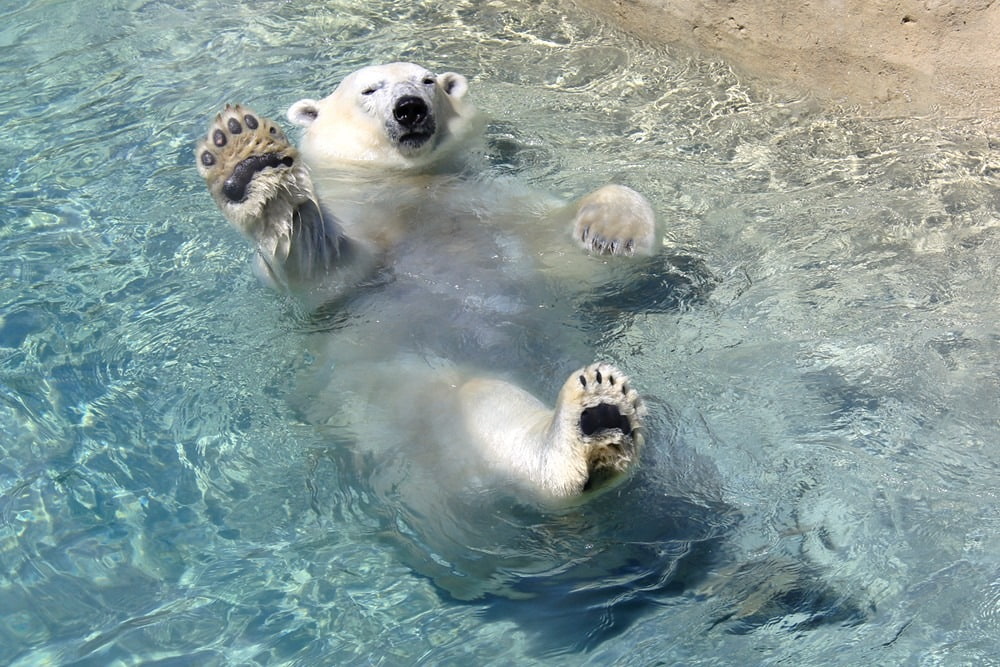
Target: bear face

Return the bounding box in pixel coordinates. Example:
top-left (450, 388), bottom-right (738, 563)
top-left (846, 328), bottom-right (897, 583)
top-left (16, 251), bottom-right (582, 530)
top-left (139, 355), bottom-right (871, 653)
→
top-left (287, 62), bottom-right (478, 171)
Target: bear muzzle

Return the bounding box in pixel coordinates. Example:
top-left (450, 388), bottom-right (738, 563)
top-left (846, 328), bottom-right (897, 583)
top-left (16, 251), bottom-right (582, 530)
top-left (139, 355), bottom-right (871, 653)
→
top-left (393, 95), bottom-right (429, 128)
top-left (388, 95), bottom-right (437, 151)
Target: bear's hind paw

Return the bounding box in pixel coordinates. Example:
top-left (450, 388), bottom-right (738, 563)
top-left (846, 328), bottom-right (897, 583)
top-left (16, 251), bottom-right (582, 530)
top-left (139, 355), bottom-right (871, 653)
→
top-left (560, 362), bottom-right (645, 489)
top-left (575, 362), bottom-right (644, 438)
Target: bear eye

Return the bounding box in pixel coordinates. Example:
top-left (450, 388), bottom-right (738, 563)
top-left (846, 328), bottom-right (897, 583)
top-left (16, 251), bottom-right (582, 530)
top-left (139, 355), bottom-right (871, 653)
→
top-left (361, 87), bottom-right (377, 96)
top-left (421, 76), bottom-right (435, 86)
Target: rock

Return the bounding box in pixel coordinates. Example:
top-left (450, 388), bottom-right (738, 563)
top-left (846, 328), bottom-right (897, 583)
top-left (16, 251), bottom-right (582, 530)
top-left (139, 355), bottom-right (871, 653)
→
top-left (574, 0), bottom-right (1000, 122)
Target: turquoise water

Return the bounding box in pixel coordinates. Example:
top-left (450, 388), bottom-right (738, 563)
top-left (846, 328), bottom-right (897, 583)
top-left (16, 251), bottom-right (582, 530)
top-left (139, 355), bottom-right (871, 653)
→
top-left (2, 0), bottom-right (1000, 664)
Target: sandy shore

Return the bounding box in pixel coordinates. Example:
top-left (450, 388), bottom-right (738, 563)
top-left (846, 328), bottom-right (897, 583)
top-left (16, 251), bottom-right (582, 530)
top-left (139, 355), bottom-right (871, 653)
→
top-left (574, 0), bottom-right (1000, 123)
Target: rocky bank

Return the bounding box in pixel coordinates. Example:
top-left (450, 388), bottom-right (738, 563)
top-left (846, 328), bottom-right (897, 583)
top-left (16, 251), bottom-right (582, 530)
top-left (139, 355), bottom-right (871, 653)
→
top-left (575, 0), bottom-right (1000, 123)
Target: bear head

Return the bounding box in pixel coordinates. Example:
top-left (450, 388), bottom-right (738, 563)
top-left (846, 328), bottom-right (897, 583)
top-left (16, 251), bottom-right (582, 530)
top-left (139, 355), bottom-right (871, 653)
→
top-left (287, 62), bottom-right (479, 172)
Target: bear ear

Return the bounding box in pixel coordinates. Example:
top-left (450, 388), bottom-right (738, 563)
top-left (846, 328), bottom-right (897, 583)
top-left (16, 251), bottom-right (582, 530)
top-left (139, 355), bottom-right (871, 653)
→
top-left (437, 72), bottom-right (468, 100)
top-left (287, 99), bottom-right (320, 127)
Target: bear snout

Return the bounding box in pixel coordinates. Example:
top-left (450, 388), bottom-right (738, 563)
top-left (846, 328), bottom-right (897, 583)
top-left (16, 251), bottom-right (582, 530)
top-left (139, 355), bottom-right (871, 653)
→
top-left (393, 96), bottom-right (429, 129)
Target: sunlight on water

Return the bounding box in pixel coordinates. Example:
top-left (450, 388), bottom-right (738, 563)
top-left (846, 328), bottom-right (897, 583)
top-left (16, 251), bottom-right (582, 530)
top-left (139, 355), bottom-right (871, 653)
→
top-left (1, 0), bottom-right (999, 664)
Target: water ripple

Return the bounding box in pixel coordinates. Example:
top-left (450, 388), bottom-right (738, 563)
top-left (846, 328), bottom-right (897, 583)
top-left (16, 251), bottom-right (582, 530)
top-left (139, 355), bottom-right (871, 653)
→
top-left (1, 0), bottom-right (1000, 664)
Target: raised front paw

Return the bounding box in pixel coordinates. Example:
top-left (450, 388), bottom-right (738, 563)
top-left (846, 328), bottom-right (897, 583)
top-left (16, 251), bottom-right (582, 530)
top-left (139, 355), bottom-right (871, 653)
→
top-left (571, 184), bottom-right (658, 257)
top-left (195, 104), bottom-right (310, 236)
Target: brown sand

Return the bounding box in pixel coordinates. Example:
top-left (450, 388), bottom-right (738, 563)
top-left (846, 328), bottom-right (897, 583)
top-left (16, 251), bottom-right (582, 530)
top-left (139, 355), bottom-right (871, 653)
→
top-left (574, 0), bottom-right (1000, 123)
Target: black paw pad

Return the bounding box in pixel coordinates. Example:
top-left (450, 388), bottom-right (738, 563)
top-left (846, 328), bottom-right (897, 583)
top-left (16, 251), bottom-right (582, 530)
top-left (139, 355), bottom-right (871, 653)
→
top-left (222, 153), bottom-right (293, 203)
top-left (243, 114), bottom-right (259, 129)
top-left (580, 402), bottom-right (632, 437)
top-left (200, 150), bottom-right (215, 167)
top-left (227, 118), bottom-right (243, 134)
top-left (213, 129), bottom-right (227, 147)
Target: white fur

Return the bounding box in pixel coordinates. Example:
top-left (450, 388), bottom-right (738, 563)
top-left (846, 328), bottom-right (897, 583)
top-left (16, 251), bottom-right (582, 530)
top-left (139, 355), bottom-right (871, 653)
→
top-left (197, 64), bottom-right (652, 500)
top-left (287, 62), bottom-right (479, 172)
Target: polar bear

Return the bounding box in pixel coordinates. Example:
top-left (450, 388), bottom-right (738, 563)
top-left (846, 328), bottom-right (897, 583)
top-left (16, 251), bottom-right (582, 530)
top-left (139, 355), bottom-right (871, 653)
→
top-left (196, 62), bottom-right (656, 500)
top-left (194, 64), bottom-right (868, 640)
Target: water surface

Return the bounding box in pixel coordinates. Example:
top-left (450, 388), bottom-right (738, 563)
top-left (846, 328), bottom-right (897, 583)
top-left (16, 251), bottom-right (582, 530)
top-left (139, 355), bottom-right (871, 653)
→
top-left (2, 0), bottom-right (999, 664)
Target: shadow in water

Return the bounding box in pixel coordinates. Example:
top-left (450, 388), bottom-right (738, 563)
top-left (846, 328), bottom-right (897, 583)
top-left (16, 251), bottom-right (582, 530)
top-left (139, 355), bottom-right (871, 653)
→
top-left (576, 251), bottom-right (719, 320)
top-left (376, 468), bottom-right (868, 654)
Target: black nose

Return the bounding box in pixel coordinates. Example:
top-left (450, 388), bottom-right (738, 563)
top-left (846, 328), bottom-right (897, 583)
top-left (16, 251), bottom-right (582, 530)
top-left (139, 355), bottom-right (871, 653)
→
top-left (393, 96), bottom-right (428, 128)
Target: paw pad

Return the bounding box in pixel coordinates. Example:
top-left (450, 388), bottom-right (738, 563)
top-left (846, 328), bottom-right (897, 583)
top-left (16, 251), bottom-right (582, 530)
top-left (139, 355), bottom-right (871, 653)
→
top-left (571, 362), bottom-right (644, 441)
top-left (196, 104), bottom-right (298, 206)
top-left (222, 153), bottom-right (295, 203)
top-left (563, 362), bottom-right (646, 494)
top-left (580, 402), bottom-right (632, 436)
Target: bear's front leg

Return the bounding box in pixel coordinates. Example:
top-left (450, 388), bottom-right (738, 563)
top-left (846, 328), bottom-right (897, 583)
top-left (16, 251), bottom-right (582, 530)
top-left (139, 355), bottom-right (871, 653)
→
top-left (571, 184), bottom-right (658, 257)
top-left (196, 105), bottom-right (366, 297)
